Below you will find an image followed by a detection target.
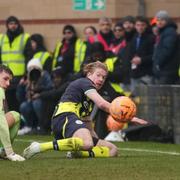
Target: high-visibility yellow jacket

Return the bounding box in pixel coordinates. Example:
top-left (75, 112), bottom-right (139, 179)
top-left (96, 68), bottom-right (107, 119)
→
top-left (105, 57), bottom-right (125, 94)
top-left (52, 38), bottom-right (86, 73)
top-left (0, 33), bottom-right (30, 76)
top-left (33, 51), bottom-right (52, 68)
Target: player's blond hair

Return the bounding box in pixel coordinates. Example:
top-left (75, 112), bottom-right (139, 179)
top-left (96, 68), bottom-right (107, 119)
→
top-left (83, 61), bottom-right (108, 76)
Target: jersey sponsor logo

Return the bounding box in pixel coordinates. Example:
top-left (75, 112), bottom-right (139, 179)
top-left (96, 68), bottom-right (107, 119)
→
top-left (75, 120), bottom-right (83, 125)
top-left (83, 101), bottom-right (89, 109)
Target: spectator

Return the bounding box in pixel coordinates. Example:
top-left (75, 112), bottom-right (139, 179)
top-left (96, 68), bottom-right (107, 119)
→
top-left (52, 25), bottom-right (86, 78)
top-left (31, 67), bottom-right (69, 134)
top-left (17, 58), bottom-right (53, 135)
top-left (83, 26), bottom-right (97, 42)
top-left (0, 16), bottom-right (32, 111)
top-left (88, 17), bottom-right (114, 55)
top-left (120, 16), bottom-right (136, 91)
top-left (110, 22), bottom-right (126, 56)
top-left (152, 10), bottom-right (179, 84)
top-left (129, 16), bottom-right (155, 93)
top-left (122, 16), bottom-right (136, 42)
top-left (30, 34), bottom-right (53, 73)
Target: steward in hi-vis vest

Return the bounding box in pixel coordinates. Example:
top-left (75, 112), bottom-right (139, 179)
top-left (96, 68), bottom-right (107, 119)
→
top-left (53, 39), bottom-right (86, 73)
top-left (0, 16), bottom-right (32, 111)
top-left (0, 33), bottom-right (30, 76)
top-left (30, 34), bottom-right (52, 73)
top-left (52, 25), bottom-right (86, 78)
top-left (105, 57), bottom-right (125, 94)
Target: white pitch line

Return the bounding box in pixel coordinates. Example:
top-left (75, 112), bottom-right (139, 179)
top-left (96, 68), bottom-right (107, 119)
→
top-left (15, 138), bottom-right (44, 143)
top-left (119, 147), bottom-right (180, 156)
top-left (16, 139), bottom-right (180, 156)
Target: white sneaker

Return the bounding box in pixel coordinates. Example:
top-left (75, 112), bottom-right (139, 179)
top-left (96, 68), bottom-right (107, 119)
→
top-left (18, 127), bottom-right (32, 135)
top-left (7, 153), bottom-right (25, 161)
top-left (104, 131), bottom-right (125, 142)
top-left (23, 142), bottom-right (40, 159)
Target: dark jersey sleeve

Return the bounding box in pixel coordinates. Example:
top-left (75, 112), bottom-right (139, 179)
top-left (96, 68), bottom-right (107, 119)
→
top-left (80, 78), bottom-right (96, 94)
top-left (60, 78), bottom-right (95, 103)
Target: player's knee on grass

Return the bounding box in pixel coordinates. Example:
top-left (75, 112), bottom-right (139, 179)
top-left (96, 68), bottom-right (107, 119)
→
top-left (74, 136), bottom-right (93, 150)
top-left (73, 129), bottom-right (94, 150)
top-left (82, 140), bottom-right (94, 150)
top-left (5, 111), bottom-right (20, 128)
top-left (9, 111), bottom-right (20, 123)
top-left (81, 136), bottom-right (94, 150)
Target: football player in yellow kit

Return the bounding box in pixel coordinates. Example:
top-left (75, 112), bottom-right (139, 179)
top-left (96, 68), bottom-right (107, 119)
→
top-left (23, 61), bottom-right (118, 159)
top-left (23, 61), bottom-right (147, 159)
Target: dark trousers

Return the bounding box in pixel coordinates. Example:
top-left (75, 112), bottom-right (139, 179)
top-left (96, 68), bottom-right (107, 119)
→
top-left (153, 74), bottom-right (179, 84)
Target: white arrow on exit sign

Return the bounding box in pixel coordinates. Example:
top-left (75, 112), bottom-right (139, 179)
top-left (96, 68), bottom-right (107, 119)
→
top-left (94, 0), bottom-right (105, 9)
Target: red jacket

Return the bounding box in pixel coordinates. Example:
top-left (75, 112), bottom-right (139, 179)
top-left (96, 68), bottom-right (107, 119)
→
top-left (89, 33), bottom-right (111, 51)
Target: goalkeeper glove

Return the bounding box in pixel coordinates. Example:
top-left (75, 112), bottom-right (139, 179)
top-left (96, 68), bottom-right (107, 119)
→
top-left (7, 153), bottom-right (25, 161)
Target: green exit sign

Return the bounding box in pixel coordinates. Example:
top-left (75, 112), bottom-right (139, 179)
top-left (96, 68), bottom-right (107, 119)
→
top-left (73, 0), bottom-right (106, 11)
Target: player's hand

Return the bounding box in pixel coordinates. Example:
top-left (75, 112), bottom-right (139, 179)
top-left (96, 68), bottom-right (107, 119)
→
top-left (7, 153), bottom-right (25, 161)
top-left (19, 76), bottom-right (28, 85)
top-left (131, 117), bottom-right (149, 125)
top-left (131, 56), bottom-right (141, 65)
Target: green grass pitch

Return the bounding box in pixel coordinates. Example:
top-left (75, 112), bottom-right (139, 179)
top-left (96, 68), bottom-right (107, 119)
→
top-left (1, 135), bottom-right (180, 180)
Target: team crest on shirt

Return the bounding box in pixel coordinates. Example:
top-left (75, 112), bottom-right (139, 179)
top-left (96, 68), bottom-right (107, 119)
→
top-left (75, 120), bottom-right (83, 125)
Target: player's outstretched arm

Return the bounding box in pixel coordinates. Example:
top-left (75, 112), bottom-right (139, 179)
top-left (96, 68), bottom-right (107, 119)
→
top-left (86, 89), bottom-right (110, 113)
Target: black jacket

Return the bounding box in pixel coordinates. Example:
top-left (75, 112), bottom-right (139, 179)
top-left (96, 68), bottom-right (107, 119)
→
top-left (152, 22), bottom-right (179, 79)
top-left (129, 31), bottom-right (155, 78)
top-left (54, 37), bottom-right (77, 77)
top-left (39, 81), bottom-right (69, 102)
top-left (119, 30), bottom-right (136, 84)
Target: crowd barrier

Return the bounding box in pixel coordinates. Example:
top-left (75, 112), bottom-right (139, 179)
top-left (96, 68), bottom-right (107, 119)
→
top-left (136, 85), bottom-right (180, 144)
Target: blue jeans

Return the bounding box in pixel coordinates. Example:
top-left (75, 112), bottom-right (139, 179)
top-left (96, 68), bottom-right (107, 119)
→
top-left (20, 99), bottom-right (42, 128)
